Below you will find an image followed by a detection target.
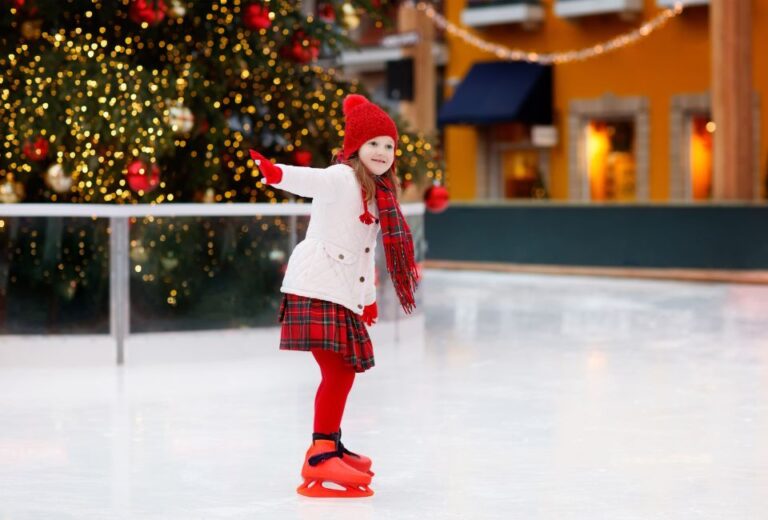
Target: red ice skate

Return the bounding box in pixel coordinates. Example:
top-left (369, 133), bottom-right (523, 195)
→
top-left (297, 438), bottom-right (373, 498)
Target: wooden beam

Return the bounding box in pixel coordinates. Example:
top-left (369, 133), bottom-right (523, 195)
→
top-left (398, 3), bottom-right (436, 134)
top-left (710, 0), bottom-right (754, 200)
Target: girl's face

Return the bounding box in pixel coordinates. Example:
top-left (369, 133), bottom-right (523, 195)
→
top-left (358, 135), bottom-right (395, 176)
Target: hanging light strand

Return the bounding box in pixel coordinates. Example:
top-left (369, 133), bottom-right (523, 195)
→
top-left (411, 1), bottom-right (685, 65)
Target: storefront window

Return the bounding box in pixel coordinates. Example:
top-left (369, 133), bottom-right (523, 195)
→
top-left (502, 149), bottom-right (546, 198)
top-left (587, 120), bottom-right (636, 201)
top-left (689, 114), bottom-right (714, 200)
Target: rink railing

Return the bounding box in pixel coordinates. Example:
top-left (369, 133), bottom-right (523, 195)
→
top-left (0, 203), bottom-right (425, 364)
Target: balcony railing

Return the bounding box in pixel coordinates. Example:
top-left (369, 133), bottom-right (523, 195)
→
top-left (554, 0), bottom-right (643, 19)
top-left (657, 0), bottom-right (707, 6)
top-left (461, 0), bottom-right (544, 28)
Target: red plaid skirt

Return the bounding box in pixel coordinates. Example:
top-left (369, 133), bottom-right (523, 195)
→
top-left (278, 293), bottom-right (375, 373)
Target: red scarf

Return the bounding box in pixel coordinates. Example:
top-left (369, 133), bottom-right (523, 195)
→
top-left (359, 176), bottom-right (419, 314)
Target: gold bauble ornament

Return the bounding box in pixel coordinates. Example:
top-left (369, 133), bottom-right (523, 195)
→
top-left (20, 19), bottom-right (42, 40)
top-left (343, 13), bottom-right (360, 29)
top-left (341, 3), bottom-right (356, 15)
top-left (167, 100), bottom-right (194, 134)
top-left (0, 174), bottom-right (25, 203)
top-left (268, 248), bottom-right (286, 262)
top-left (169, 0), bottom-right (186, 18)
top-left (202, 188), bottom-right (216, 203)
top-left (44, 163), bottom-right (74, 194)
top-left (342, 3), bottom-right (360, 29)
top-left (56, 280), bottom-right (78, 301)
top-left (160, 253), bottom-right (179, 271)
top-left (129, 241), bottom-right (150, 263)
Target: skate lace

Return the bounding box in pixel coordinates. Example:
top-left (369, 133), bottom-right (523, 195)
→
top-left (309, 431), bottom-right (362, 465)
top-left (307, 448), bottom-right (343, 467)
top-left (339, 441), bottom-right (361, 459)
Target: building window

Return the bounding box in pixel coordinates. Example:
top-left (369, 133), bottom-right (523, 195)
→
top-left (502, 149), bottom-right (547, 198)
top-left (688, 113), bottom-right (714, 200)
top-left (586, 119), bottom-right (636, 201)
top-left (482, 123), bottom-right (551, 200)
top-left (568, 94), bottom-right (649, 201)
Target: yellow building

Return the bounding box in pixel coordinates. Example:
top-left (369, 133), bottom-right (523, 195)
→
top-left (439, 0), bottom-right (767, 202)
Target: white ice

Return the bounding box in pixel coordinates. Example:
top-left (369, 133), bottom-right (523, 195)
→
top-left (1, 269), bottom-right (767, 519)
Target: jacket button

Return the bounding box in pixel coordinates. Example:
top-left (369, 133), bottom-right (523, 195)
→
top-left (357, 304), bottom-right (363, 309)
top-left (338, 254), bottom-right (344, 260)
top-left (364, 247), bottom-right (370, 253)
top-left (359, 277), bottom-right (365, 282)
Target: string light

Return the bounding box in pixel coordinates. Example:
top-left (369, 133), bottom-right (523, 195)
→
top-left (412, 1), bottom-right (685, 64)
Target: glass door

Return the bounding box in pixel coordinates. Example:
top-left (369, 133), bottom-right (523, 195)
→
top-left (688, 113), bottom-right (714, 200)
top-left (586, 119), bottom-right (636, 201)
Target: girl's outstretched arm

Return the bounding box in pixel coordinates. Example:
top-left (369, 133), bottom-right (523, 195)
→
top-left (249, 148), bottom-right (342, 201)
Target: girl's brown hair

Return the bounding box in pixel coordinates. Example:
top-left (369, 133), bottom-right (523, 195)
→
top-left (342, 153), bottom-right (399, 202)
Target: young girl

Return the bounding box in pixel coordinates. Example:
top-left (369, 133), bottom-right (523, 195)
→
top-left (249, 94), bottom-right (418, 498)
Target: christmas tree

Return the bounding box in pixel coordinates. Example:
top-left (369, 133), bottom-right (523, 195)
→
top-left (0, 0), bottom-right (443, 203)
top-left (0, 0), bottom-right (438, 332)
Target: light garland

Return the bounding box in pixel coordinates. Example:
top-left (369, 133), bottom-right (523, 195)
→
top-left (411, 1), bottom-right (685, 65)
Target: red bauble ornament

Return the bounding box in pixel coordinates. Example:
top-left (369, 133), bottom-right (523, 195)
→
top-left (293, 149), bottom-right (312, 167)
top-left (129, 0), bottom-right (167, 25)
top-left (22, 136), bottom-right (48, 162)
top-left (196, 117), bottom-right (210, 136)
top-left (243, 3), bottom-right (271, 30)
top-left (288, 31), bottom-right (319, 63)
top-left (318, 3), bottom-right (336, 22)
top-left (424, 184), bottom-right (450, 213)
top-left (10, 0), bottom-right (25, 9)
top-left (126, 160), bottom-right (161, 193)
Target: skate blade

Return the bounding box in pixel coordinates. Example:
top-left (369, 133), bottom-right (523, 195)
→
top-left (297, 478), bottom-right (374, 498)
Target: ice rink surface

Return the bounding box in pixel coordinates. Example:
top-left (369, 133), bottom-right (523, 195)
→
top-left (1, 269), bottom-right (767, 519)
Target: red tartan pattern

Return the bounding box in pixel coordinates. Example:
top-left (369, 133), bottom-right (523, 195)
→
top-left (278, 293), bottom-right (375, 373)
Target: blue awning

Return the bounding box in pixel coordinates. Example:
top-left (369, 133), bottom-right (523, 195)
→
top-left (438, 61), bottom-right (553, 126)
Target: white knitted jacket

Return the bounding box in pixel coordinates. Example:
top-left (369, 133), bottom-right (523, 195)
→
top-left (271, 163), bottom-right (378, 314)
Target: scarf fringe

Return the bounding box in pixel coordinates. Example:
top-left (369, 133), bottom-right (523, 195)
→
top-left (386, 242), bottom-right (419, 314)
top-left (381, 217), bottom-right (419, 313)
top-left (359, 210), bottom-right (375, 225)
top-left (359, 188), bottom-right (376, 224)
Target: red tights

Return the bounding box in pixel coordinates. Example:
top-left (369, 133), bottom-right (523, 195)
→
top-left (312, 350), bottom-right (356, 434)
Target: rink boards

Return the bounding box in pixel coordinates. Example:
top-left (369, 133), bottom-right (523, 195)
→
top-left (424, 203), bottom-right (768, 270)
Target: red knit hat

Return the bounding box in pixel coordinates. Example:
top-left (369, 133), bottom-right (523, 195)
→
top-left (341, 94), bottom-right (399, 160)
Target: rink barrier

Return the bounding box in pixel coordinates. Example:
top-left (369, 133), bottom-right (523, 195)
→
top-left (423, 260), bottom-right (768, 284)
top-left (424, 202), bottom-right (768, 272)
top-left (0, 203), bottom-right (425, 364)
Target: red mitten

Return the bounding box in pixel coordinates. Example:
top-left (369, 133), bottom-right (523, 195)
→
top-left (362, 302), bottom-right (378, 326)
top-left (249, 149), bottom-right (283, 184)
